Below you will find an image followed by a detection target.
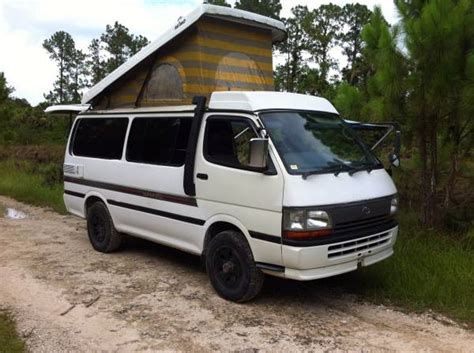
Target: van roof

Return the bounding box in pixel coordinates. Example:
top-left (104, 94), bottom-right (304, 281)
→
top-left (209, 91), bottom-right (339, 114)
top-left (81, 4), bottom-right (287, 106)
top-left (47, 92), bottom-right (338, 115)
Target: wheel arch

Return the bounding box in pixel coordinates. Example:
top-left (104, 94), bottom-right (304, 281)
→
top-left (202, 215), bottom-right (253, 257)
top-left (83, 191), bottom-right (108, 217)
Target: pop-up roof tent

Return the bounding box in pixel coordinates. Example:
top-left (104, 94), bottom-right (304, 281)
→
top-left (82, 4), bottom-right (287, 110)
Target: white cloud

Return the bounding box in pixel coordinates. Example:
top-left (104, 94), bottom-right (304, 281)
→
top-left (0, 0), bottom-right (398, 105)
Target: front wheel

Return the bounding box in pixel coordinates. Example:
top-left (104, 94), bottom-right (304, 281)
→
top-left (206, 230), bottom-right (264, 302)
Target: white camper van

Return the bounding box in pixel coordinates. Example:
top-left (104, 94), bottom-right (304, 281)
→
top-left (48, 5), bottom-right (400, 302)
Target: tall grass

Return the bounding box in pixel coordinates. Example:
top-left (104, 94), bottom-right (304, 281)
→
top-left (0, 160), bottom-right (66, 214)
top-left (332, 212), bottom-right (474, 325)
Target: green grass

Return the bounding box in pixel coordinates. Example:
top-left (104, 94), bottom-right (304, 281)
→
top-left (331, 212), bottom-right (474, 325)
top-left (0, 160), bottom-right (66, 214)
top-left (0, 312), bottom-right (25, 353)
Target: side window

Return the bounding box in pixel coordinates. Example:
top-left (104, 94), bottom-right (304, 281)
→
top-left (204, 118), bottom-right (258, 168)
top-left (72, 118), bottom-right (128, 159)
top-left (126, 117), bottom-right (192, 166)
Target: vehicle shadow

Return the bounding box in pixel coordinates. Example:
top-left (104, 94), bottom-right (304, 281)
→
top-left (120, 236), bottom-right (362, 304)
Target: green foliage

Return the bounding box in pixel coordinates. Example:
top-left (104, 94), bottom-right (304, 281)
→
top-left (84, 22), bottom-right (149, 85)
top-left (99, 22), bottom-right (150, 75)
top-left (0, 312), bottom-right (25, 353)
top-left (361, 7), bottom-right (406, 123)
top-left (43, 31), bottom-right (87, 104)
top-left (333, 82), bottom-right (363, 119)
top-left (234, 0), bottom-right (282, 20)
top-left (304, 4), bottom-right (342, 84)
top-left (340, 4), bottom-right (372, 85)
top-left (0, 72), bottom-right (14, 103)
top-left (0, 160), bottom-right (66, 214)
top-left (277, 4), bottom-right (373, 98)
top-left (206, 0), bottom-right (231, 7)
top-left (274, 6), bottom-right (310, 92)
top-left (0, 99), bottom-right (69, 146)
top-left (391, 0), bottom-right (474, 225)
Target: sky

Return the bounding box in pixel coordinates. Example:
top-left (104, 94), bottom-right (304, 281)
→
top-left (0, 0), bottom-right (399, 106)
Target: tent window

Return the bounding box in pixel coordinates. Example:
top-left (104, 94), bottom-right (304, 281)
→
top-left (144, 63), bottom-right (183, 100)
top-left (216, 52), bottom-right (266, 90)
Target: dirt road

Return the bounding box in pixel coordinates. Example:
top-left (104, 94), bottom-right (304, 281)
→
top-left (0, 195), bottom-right (473, 352)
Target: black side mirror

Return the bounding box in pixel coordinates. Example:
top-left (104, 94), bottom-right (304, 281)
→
top-left (249, 138), bottom-right (269, 170)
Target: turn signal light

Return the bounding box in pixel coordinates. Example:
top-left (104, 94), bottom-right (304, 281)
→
top-left (283, 229), bottom-right (332, 240)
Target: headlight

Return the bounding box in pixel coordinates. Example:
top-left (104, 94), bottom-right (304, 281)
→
top-left (390, 196), bottom-right (398, 215)
top-left (307, 210), bottom-right (331, 229)
top-left (283, 210), bottom-right (305, 230)
top-left (283, 209), bottom-right (332, 240)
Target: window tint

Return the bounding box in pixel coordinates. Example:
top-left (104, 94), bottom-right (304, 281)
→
top-left (204, 118), bottom-right (258, 168)
top-left (72, 118), bottom-right (128, 159)
top-left (126, 117), bottom-right (192, 166)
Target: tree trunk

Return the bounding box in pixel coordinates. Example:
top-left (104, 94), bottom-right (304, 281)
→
top-left (426, 116), bottom-right (439, 226)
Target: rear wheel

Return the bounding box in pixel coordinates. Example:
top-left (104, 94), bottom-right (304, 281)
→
top-left (86, 201), bottom-right (122, 253)
top-left (206, 230), bottom-right (264, 302)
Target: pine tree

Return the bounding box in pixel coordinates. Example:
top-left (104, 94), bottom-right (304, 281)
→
top-left (234, 0), bottom-right (282, 20)
top-left (206, 0), bottom-right (231, 7)
top-left (43, 31), bottom-right (77, 103)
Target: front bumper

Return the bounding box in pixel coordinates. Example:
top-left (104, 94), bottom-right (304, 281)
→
top-left (276, 225), bottom-right (398, 281)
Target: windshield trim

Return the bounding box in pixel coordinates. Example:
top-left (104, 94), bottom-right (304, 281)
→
top-left (258, 110), bottom-right (383, 176)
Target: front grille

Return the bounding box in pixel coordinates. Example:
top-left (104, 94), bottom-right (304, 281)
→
top-left (328, 231), bottom-right (391, 259)
top-left (334, 215), bottom-right (393, 235)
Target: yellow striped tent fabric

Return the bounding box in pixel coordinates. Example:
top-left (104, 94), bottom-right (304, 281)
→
top-left (94, 17), bottom-right (274, 109)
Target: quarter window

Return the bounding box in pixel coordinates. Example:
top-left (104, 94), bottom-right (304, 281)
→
top-left (204, 118), bottom-right (258, 168)
top-left (72, 118), bottom-right (128, 159)
top-left (126, 117), bottom-right (192, 166)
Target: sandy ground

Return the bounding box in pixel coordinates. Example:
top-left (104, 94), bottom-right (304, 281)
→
top-left (0, 195), bottom-right (473, 353)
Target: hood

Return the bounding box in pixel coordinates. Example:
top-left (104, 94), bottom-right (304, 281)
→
top-left (283, 168), bottom-right (397, 207)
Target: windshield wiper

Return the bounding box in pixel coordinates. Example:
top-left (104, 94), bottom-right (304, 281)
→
top-left (302, 164), bottom-right (351, 179)
top-left (348, 164), bottom-right (374, 176)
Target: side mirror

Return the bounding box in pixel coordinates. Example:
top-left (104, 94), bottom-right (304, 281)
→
top-left (388, 130), bottom-right (401, 168)
top-left (249, 138), bottom-right (269, 170)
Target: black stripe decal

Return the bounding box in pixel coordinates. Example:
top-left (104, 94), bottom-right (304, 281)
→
top-left (107, 199), bottom-right (205, 226)
top-left (64, 190), bottom-right (85, 198)
top-left (64, 176), bottom-right (197, 207)
top-left (249, 231), bottom-right (281, 244)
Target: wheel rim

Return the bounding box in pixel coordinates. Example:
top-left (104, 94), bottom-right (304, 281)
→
top-left (213, 245), bottom-right (243, 290)
top-left (90, 213), bottom-right (106, 243)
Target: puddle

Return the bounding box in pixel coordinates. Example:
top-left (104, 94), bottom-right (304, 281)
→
top-left (4, 208), bottom-right (28, 220)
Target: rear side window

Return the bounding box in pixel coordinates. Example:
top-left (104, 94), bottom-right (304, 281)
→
top-left (72, 118), bottom-right (129, 159)
top-left (126, 117), bottom-right (192, 166)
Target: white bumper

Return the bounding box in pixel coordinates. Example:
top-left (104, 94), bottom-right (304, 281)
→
top-left (276, 226), bottom-right (398, 281)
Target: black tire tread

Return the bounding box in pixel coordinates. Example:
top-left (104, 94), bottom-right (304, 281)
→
top-left (206, 230), bottom-right (264, 302)
top-left (87, 201), bottom-right (122, 253)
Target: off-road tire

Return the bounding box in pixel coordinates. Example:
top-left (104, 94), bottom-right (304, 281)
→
top-left (86, 201), bottom-right (122, 253)
top-left (206, 230), bottom-right (264, 302)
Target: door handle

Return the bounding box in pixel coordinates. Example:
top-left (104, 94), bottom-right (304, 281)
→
top-left (196, 173), bottom-right (208, 180)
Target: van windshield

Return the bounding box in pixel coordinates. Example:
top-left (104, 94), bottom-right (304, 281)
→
top-left (260, 111), bottom-right (381, 175)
